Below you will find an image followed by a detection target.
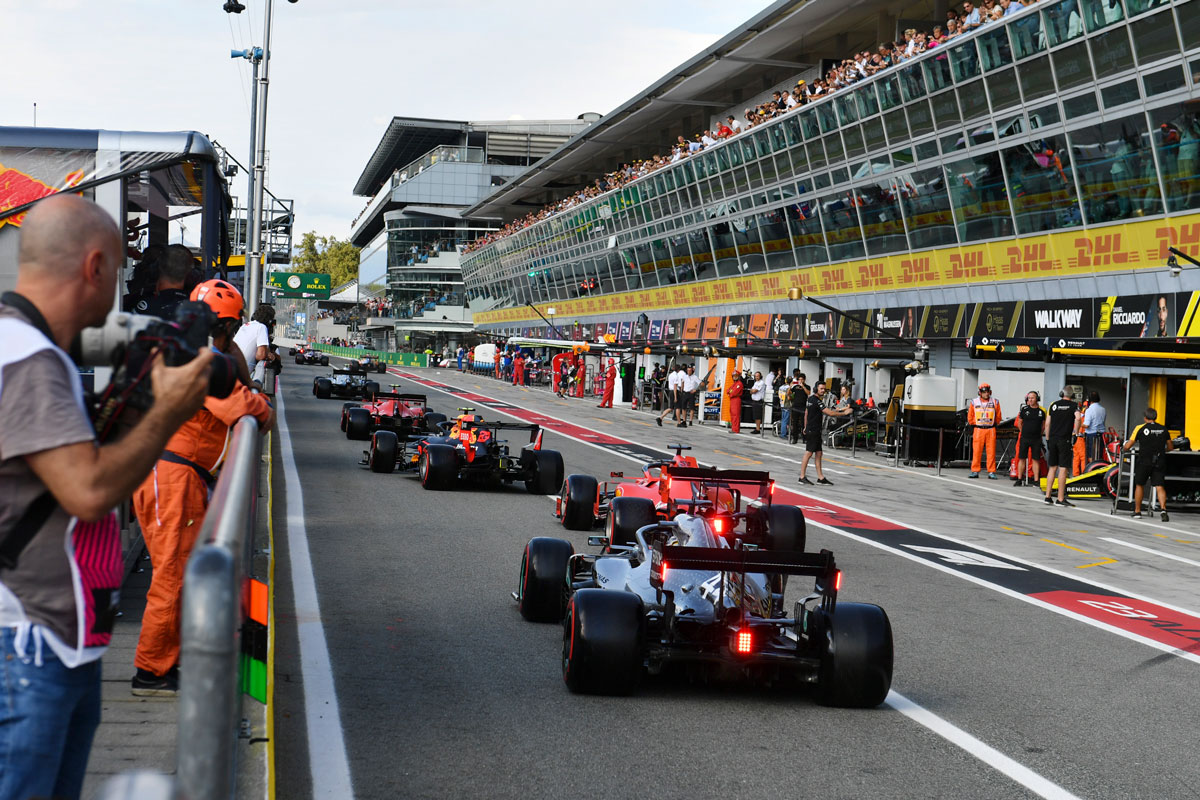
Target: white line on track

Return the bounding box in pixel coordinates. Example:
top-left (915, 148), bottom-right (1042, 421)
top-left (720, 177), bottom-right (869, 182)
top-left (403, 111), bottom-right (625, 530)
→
top-left (1100, 537), bottom-right (1200, 568)
top-left (885, 692), bottom-right (1083, 800)
top-left (276, 391), bottom-right (356, 799)
top-left (757, 451), bottom-right (848, 474)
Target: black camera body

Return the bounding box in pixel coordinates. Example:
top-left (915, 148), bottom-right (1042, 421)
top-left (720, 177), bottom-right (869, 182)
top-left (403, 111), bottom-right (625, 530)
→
top-left (82, 302), bottom-right (238, 441)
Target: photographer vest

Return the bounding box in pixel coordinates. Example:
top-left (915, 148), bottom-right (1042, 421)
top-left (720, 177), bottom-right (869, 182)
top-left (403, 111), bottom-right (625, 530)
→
top-left (0, 303), bottom-right (120, 668)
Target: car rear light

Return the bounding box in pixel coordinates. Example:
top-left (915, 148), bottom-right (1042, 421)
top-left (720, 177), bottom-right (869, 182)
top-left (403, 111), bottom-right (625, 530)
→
top-left (712, 517), bottom-right (725, 534)
top-left (734, 629), bottom-right (752, 655)
top-left (769, 480), bottom-right (775, 497)
top-left (834, 570), bottom-right (842, 592)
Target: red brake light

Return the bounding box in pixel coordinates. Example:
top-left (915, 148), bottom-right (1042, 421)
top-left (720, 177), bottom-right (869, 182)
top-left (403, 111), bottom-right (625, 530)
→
top-left (713, 517), bottom-right (725, 534)
top-left (660, 563), bottom-right (668, 583)
top-left (834, 570), bottom-right (842, 591)
top-left (734, 629), bottom-right (752, 654)
top-left (769, 480), bottom-right (775, 496)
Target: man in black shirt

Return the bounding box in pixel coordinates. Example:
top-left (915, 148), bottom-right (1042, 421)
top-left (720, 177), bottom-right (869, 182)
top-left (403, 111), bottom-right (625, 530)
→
top-left (797, 381), bottom-right (848, 485)
top-left (1044, 390), bottom-right (1080, 507)
top-left (788, 371), bottom-right (809, 444)
top-left (132, 244), bottom-right (193, 319)
top-left (1015, 391), bottom-right (1047, 487)
top-left (1123, 407), bottom-right (1174, 521)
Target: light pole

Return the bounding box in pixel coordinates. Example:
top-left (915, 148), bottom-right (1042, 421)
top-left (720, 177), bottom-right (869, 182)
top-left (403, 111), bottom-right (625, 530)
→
top-left (231, 45), bottom-right (262, 282)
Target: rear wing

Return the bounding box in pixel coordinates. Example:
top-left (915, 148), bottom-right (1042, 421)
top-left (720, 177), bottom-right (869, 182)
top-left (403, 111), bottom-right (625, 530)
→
top-left (331, 368), bottom-right (357, 376)
top-left (655, 545), bottom-right (835, 578)
top-left (664, 466), bottom-right (772, 487)
top-left (368, 391), bottom-right (428, 405)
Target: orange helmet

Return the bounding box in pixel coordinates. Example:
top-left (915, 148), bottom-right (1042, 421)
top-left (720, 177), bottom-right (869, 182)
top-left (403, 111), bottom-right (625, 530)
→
top-left (190, 279), bottom-right (244, 321)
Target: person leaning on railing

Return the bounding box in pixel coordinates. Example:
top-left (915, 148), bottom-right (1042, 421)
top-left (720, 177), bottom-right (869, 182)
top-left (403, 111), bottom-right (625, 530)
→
top-left (0, 195), bottom-right (214, 800)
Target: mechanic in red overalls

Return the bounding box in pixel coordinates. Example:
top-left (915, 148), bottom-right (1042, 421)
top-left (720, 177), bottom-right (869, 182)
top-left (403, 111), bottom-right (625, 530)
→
top-left (130, 280), bottom-right (274, 694)
top-left (493, 350), bottom-right (501, 379)
top-left (726, 372), bottom-right (744, 433)
top-left (967, 383), bottom-right (1001, 479)
top-left (597, 358), bottom-right (617, 407)
top-left (512, 350), bottom-right (525, 386)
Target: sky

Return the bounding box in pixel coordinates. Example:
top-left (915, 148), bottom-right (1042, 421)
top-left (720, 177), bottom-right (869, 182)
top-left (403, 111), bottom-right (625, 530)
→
top-left (5, 0), bottom-right (773, 253)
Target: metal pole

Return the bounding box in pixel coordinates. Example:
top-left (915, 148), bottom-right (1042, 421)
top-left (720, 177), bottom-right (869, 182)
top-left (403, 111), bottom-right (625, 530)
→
top-left (937, 428), bottom-right (944, 477)
top-left (246, 0), bottom-right (275, 317)
top-left (245, 51), bottom-right (260, 288)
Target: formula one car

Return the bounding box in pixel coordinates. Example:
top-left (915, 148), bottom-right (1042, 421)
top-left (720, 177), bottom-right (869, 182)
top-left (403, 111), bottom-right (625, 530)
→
top-left (313, 369), bottom-right (378, 400)
top-left (411, 411), bottom-right (563, 493)
top-left (516, 467), bottom-right (893, 706)
top-left (294, 346), bottom-right (329, 366)
top-left (348, 355), bottom-right (388, 374)
top-left (342, 389), bottom-right (445, 442)
top-left (555, 444), bottom-right (713, 531)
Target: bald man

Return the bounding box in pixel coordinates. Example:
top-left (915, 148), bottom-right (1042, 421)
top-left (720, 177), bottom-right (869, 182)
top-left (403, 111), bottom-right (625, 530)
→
top-left (0, 194), bottom-right (213, 800)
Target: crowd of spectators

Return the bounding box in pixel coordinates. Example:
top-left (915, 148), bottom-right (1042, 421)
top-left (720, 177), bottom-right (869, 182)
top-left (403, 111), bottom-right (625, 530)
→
top-left (463, 0), bottom-right (1048, 257)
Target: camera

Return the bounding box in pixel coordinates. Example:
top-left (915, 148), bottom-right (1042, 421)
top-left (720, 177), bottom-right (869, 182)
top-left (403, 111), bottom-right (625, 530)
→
top-left (78, 302), bottom-right (238, 441)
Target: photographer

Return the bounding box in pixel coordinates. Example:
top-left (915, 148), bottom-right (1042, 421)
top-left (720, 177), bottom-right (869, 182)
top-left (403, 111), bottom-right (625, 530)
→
top-left (131, 279), bottom-right (274, 697)
top-left (0, 195), bottom-right (213, 800)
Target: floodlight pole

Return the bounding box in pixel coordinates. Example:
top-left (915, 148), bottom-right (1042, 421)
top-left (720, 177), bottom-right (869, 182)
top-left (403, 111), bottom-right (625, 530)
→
top-left (245, 0), bottom-right (275, 317)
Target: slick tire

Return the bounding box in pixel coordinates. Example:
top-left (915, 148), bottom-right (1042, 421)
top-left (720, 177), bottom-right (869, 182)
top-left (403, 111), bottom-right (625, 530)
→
top-left (525, 449), bottom-right (565, 495)
top-left (346, 408), bottom-right (372, 441)
top-left (320, 356), bottom-right (329, 366)
top-left (765, 504), bottom-right (807, 553)
top-left (369, 430), bottom-right (398, 474)
top-left (377, 362), bottom-right (387, 374)
top-left (517, 537), bottom-right (574, 622)
top-left (295, 356), bottom-right (304, 365)
top-left (419, 443), bottom-right (457, 490)
top-left (340, 403), bottom-right (357, 432)
top-left (607, 496), bottom-right (657, 548)
top-left (364, 381), bottom-right (380, 398)
top-left (423, 412), bottom-right (447, 431)
top-left (1102, 464), bottom-right (1118, 498)
top-left (314, 378), bottom-right (332, 399)
top-left (815, 602), bottom-right (894, 708)
top-left (562, 589), bottom-right (643, 695)
top-left (560, 474), bottom-right (598, 531)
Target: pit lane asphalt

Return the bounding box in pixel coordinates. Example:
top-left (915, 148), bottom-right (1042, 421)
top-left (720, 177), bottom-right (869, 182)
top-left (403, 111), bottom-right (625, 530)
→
top-left (272, 362), bottom-right (1200, 800)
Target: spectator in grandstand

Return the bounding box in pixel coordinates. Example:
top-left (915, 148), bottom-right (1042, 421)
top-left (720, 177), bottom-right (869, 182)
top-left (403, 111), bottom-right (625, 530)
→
top-left (715, 120), bottom-right (734, 138)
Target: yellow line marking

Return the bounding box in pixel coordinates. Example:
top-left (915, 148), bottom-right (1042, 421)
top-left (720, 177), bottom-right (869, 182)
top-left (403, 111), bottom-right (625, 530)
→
top-left (1040, 538), bottom-right (1092, 553)
top-left (633, 420), bottom-right (654, 427)
top-left (714, 449), bottom-right (763, 464)
top-left (824, 456), bottom-right (885, 471)
top-left (1001, 525), bottom-right (1014, 531)
top-left (1016, 531), bottom-right (1032, 536)
top-left (591, 417), bottom-right (614, 425)
top-left (1078, 558), bottom-right (1118, 568)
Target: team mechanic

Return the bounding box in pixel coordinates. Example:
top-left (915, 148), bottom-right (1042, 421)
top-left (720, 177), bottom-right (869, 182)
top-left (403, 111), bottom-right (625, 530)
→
top-left (0, 195), bottom-right (214, 800)
top-left (130, 279), bottom-right (274, 696)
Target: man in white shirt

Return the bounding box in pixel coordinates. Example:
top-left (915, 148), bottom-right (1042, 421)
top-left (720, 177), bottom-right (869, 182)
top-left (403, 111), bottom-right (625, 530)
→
top-left (700, 130), bottom-right (717, 148)
top-left (657, 365), bottom-right (684, 427)
top-left (680, 365), bottom-right (703, 427)
top-left (727, 115), bottom-right (743, 134)
top-left (233, 304), bottom-right (273, 387)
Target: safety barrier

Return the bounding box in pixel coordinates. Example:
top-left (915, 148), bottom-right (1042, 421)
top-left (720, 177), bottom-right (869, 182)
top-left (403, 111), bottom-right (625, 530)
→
top-left (96, 415), bottom-right (264, 800)
top-left (313, 344), bottom-right (428, 368)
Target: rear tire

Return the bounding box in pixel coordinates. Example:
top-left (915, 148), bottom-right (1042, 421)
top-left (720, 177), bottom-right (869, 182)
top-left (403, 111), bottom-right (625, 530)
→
top-left (815, 602), bottom-right (893, 708)
top-left (346, 408), bottom-right (371, 441)
top-left (314, 378), bottom-right (332, 399)
top-left (419, 444), bottom-right (457, 490)
top-left (369, 431), bottom-right (398, 474)
top-left (340, 403), bottom-right (357, 432)
top-left (562, 589), bottom-right (643, 694)
top-left (517, 537), bottom-right (573, 622)
top-left (295, 355), bottom-right (304, 365)
top-left (765, 504), bottom-right (806, 552)
top-left (525, 449), bottom-right (564, 494)
top-left (607, 496), bottom-right (657, 548)
top-left (377, 362), bottom-right (387, 373)
top-left (320, 356), bottom-right (329, 366)
top-left (1101, 464), bottom-right (1118, 498)
top-left (423, 412), bottom-right (446, 431)
top-left (560, 474), bottom-right (598, 530)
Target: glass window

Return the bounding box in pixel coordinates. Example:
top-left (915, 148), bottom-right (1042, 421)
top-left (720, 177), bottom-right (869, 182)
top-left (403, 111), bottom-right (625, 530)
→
top-left (742, 138), bottom-right (760, 164)
top-left (800, 109), bottom-right (820, 139)
top-left (1081, 0), bottom-right (1124, 32)
top-left (1018, 56), bottom-right (1054, 102)
top-left (997, 112), bottom-right (1025, 139)
top-left (843, 125), bottom-right (867, 158)
top-left (783, 115), bottom-right (804, 146)
top-left (859, 179), bottom-right (908, 256)
top-left (1002, 136), bottom-right (1082, 234)
top-left (836, 93), bottom-right (860, 126)
top-left (892, 147), bottom-right (914, 168)
top-left (714, 146), bottom-right (731, 173)
top-left (1053, 41), bottom-right (1094, 90)
top-left (1070, 113), bottom-right (1163, 223)
top-left (878, 75), bottom-right (904, 110)
top-left (901, 63), bottom-right (927, 101)
top-left (752, 131), bottom-right (773, 159)
top-left (777, 150), bottom-right (800, 178)
top-left (817, 103), bottom-right (839, 134)
top-left (1063, 91), bottom-right (1100, 118)
top-left (1191, 57), bottom-right (1200, 85)
top-left (1011, 11), bottom-right (1047, 59)
top-left (979, 26), bottom-right (1014, 71)
top-left (1181, 1), bottom-right (1200, 51)
top-left (807, 139), bottom-right (827, 170)
top-left (987, 68), bottom-right (1023, 111)
top-left (965, 120), bottom-right (996, 148)
top-left (787, 201), bottom-right (828, 267)
top-left (856, 84), bottom-right (881, 118)
top-left (924, 52), bottom-right (953, 92)
top-left (819, 190), bottom-right (865, 260)
top-left (942, 130), bottom-right (966, 153)
top-left (728, 141), bottom-right (744, 168)
top-left (1144, 65), bottom-right (1186, 96)
top-left (708, 220), bottom-right (741, 278)
top-left (811, 171), bottom-right (832, 191)
top-left (944, 152), bottom-right (1014, 242)
top-left (830, 166), bottom-right (850, 185)
top-left (1029, 103), bottom-right (1061, 128)
top-left (1131, 15), bottom-right (1181, 64)
top-left (950, 40), bottom-right (981, 82)
top-left (907, 99), bottom-right (936, 136)
top-left (931, 91), bottom-right (962, 130)
top-left (761, 155), bottom-right (781, 186)
top-left (915, 140), bottom-right (940, 161)
top-left (824, 133), bottom-right (846, 163)
top-left (1044, 0), bottom-right (1086, 46)
top-left (1090, 27), bottom-right (1136, 78)
top-left (1101, 79), bottom-right (1141, 108)
top-left (1149, 105), bottom-right (1200, 212)
top-left (884, 108), bottom-right (910, 143)
top-left (901, 166), bottom-right (957, 249)
top-left (745, 160), bottom-right (766, 192)
top-left (1126, 0), bottom-right (1173, 17)
top-left (863, 117), bottom-right (887, 152)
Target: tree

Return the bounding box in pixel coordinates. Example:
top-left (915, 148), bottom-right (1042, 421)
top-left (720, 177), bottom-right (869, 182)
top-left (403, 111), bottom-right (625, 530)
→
top-left (291, 232), bottom-right (360, 288)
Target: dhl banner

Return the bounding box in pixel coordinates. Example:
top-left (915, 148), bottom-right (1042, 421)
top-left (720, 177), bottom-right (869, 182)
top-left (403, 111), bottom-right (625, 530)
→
top-left (475, 215), bottom-right (1200, 326)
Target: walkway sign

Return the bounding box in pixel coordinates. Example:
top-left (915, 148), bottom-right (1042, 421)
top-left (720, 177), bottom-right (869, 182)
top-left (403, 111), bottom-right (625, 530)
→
top-left (268, 272), bottom-right (331, 299)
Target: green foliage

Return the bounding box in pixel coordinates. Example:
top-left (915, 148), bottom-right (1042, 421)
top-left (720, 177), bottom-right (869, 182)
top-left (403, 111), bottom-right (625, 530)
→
top-left (292, 232), bottom-right (360, 288)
